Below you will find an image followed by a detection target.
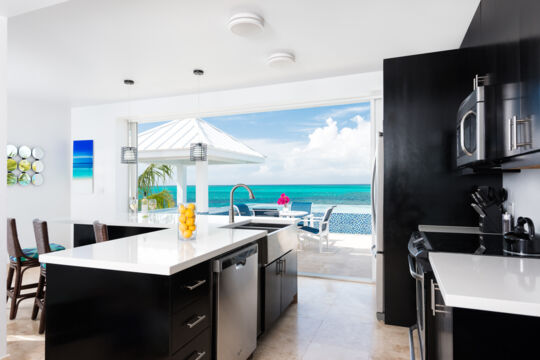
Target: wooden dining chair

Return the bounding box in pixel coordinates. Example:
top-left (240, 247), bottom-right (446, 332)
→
top-left (7, 218), bottom-right (40, 320)
top-left (32, 219), bottom-right (66, 334)
top-left (93, 221), bottom-right (109, 243)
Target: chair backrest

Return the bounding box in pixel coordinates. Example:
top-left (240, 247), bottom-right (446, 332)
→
top-left (7, 218), bottom-right (24, 258)
top-left (234, 204), bottom-right (252, 216)
top-left (253, 209), bottom-right (279, 217)
top-left (291, 201), bottom-right (312, 214)
top-left (320, 206), bottom-right (336, 233)
top-left (33, 219), bottom-right (52, 254)
top-left (93, 221), bottom-right (109, 243)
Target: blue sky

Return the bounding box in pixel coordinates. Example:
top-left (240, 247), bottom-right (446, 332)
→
top-left (139, 102), bottom-right (372, 184)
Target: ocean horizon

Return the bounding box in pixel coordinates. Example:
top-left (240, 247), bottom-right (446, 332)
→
top-left (142, 184), bottom-right (371, 208)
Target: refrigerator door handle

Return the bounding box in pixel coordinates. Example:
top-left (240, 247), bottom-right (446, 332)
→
top-left (371, 156), bottom-right (377, 232)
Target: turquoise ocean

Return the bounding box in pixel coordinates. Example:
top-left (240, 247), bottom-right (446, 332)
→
top-left (144, 184), bottom-right (371, 208)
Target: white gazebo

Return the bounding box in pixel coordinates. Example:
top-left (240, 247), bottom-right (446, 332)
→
top-left (138, 118), bottom-right (265, 213)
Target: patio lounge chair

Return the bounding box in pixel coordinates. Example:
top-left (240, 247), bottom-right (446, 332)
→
top-left (298, 206), bottom-right (336, 252)
top-left (291, 201), bottom-right (314, 225)
top-left (233, 203), bottom-right (253, 216)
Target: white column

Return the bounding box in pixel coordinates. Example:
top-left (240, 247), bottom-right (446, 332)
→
top-left (175, 164), bottom-right (187, 205)
top-left (0, 16), bottom-right (7, 358)
top-left (195, 160), bottom-right (209, 214)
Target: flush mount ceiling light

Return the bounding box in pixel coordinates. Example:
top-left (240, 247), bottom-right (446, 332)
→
top-left (228, 12), bottom-right (264, 36)
top-left (266, 52), bottom-right (296, 68)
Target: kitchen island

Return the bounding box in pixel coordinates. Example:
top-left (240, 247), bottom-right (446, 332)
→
top-left (40, 215), bottom-right (298, 360)
top-left (428, 252), bottom-right (540, 359)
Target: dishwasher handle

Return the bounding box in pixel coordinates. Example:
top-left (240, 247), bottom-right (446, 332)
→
top-left (213, 244), bottom-right (258, 273)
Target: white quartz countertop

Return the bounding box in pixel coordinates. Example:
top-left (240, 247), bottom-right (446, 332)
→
top-left (41, 215), bottom-right (297, 276)
top-left (429, 252), bottom-right (540, 317)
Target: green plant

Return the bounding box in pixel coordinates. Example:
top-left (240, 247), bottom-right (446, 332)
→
top-left (148, 190), bottom-right (175, 209)
top-left (138, 164), bottom-right (175, 208)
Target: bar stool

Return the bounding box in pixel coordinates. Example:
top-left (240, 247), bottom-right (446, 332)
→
top-left (32, 219), bottom-right (66, 334)
top-left (7, 218), bottom-right (40, 320)
top-left (93, 221), bottom-right (109, 243)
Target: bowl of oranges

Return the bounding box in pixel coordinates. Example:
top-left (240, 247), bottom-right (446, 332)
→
top-left (178, 203), bottom-right (197, 240)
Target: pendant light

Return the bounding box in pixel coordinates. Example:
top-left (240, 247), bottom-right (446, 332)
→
top-left (121, 79), bottom-right (138, 164)
top-left (190, 69), bottom-right (207, 161)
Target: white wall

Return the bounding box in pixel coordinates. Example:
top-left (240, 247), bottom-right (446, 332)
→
top-left (70, 106), bottom-right (128, 220)
top-left (0, 15), bottom-right (7, 359)
top-left (71, 71), bottom-right (383, 220)
top-left (6, 96), bottom-right (71, 249)
top-left (503, 170), bottom-right (540, 230)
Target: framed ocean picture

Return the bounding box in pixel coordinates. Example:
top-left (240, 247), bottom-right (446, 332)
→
top-left (73, 140), bottom-right (94, 193)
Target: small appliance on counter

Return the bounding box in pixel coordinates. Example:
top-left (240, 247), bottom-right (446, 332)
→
top-left (503, 217), bottom-right (540, 257)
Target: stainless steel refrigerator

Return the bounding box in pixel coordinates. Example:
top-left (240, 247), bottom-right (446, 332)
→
top-left (371, 130), bottom-right (384, 320)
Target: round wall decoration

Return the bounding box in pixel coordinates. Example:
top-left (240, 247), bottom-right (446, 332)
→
top-left (18, 173), bottom-right (31, 186)
top-left (7, 173), bottom-right (17, 186)
top-left (18, 145), bottom-right (31, 158)
top-left (7, 144), bottom-right (17, 158)
top-left (32, 174), bottom-right (44, 186)
top-left (32, 147), bottom-right (45, 159)
top-left (18, 159), bottom-right (31, 172)
top-left (7, 159), bottom-right (17, 172)
top-left (32, 161), bottom-right (44, 173)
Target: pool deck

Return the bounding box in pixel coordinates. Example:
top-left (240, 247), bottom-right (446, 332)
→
top-left (297, 233), bottom-right (373, 281)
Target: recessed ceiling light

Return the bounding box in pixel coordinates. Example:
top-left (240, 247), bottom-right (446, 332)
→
top-left (228, 12), bottom-right (264, 36)
top-left (267, 52), bottom-right (296, 68)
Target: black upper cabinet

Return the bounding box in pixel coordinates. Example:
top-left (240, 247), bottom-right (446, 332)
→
top-left (462, 0), bottom-right (540, 161)
top-left (518, 0), bottom-right (540, 158)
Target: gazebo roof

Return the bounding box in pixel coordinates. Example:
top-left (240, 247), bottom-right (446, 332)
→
top-left (138, 118), bottom-right (266, 165)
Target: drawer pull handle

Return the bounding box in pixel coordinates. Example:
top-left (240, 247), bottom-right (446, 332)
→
top-left (185, 280), bottom-right (206, 291)
top-left (189, 351), bottom-right (206, 360)
top-left (186, 315), bottom-right (206, 329)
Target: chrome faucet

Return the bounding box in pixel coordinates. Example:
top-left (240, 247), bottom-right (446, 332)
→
top-left (229, 184), bottom-right (255, 223)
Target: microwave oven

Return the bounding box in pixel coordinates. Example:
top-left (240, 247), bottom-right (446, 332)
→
top-left (456, 75), bottom-right (487, 167)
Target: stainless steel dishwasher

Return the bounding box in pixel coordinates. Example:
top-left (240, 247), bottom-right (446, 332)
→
top-left (213, 244), bottom-right (258, 360)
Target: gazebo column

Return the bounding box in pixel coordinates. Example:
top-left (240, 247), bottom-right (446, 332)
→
top-left (195, 160), bottom-right (209, 214)
top-left (175, 164), bottom-right (187, 205)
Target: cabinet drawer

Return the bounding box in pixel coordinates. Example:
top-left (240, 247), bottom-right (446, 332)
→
top-left (172, 262), bottom-right (210, 312)
top-left (172, 297), bottom-right (211, 352)
top-left (172, 327), bottom-right (211, 360)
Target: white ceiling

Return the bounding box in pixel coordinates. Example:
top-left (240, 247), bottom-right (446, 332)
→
top-left (7, 0), bottom-right (480, 106)
top-left (0, 0), bottom-right (68, 17)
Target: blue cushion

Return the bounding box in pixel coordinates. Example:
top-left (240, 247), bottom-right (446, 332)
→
top-left (299, 226), bottom-right (319, 235)
top-left (10, 243), bottom-right (65, 262)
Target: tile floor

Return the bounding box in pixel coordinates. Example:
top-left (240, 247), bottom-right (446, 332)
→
top-left (298, 234), bottom-right (373, 280)
top-left (7, 269), bottom-right (415, 360)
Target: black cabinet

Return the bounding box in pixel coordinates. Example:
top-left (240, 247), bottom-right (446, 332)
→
top-left (280, 250), bottom-right (298, 314)
top-left (46, 261), bottom-right (213, 360)
top-left (263, 250), bottom-right (298, 332)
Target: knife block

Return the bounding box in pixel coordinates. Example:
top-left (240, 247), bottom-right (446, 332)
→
top-left (479, 205), bottom-right (502, 234)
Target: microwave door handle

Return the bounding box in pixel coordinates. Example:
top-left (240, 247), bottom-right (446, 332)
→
top-left (512, 115), bottom-right (518, 151)
top-left (460, 111), bottom-right (474, 156)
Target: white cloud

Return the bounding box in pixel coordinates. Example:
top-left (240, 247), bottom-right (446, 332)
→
top-left (193, 115), bottom-right (372, 185)
top-left (316, 105), bottom-right (371, 121)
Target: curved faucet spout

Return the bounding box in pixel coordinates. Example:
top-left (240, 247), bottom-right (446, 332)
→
top-left (229, 184), bottom-right (255, 223)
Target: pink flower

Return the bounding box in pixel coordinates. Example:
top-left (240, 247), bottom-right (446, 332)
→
top-left (277, 194), bottom-right (290, 205)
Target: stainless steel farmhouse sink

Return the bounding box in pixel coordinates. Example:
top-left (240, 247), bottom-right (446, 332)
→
top-left (221, 221), bottom-right (298, 265)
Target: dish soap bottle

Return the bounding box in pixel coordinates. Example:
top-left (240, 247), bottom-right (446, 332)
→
top-left (141, 192), bottom-right (149, 217)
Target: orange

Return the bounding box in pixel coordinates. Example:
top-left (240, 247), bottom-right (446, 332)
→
top-left (189, 225), bottom-right (196, 231)
top-left (186, 218), bottom-right (194, 226)
top-left (179, 223), bottom-right (187, 231)
top-left (188, 203), bottom-right (196, 210)
top-left (179, 215), bottom-right (186, 223)
top-left (183, 230), bottom-right (193, 238)
top-left (186, 209), bottom-right (194, 218)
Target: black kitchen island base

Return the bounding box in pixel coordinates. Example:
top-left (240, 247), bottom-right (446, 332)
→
top-left (46, 263), bottom-right (212, 360)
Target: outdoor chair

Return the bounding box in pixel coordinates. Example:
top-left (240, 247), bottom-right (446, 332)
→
top-left (291, 201), bottom-right (314, 225)
top-left (233, 204), bottom-right (253, 217)
top-left (298, 206), bottom-right (336, 252)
